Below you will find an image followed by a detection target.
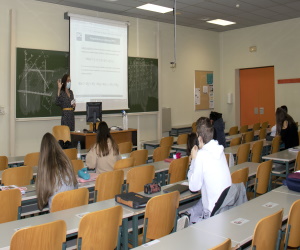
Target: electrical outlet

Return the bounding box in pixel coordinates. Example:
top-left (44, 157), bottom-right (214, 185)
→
top-left (0, 107), bottom-right (5, 115)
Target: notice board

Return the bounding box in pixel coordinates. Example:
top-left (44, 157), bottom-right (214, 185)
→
top-left (194, 70), bottom-right (214, 110)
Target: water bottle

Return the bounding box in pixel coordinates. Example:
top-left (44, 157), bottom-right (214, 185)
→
top-left (77, 141), bottom-right (81, 159)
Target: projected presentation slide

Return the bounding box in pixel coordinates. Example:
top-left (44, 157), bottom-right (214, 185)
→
top-left (69, 15), bottom-right (128, 111)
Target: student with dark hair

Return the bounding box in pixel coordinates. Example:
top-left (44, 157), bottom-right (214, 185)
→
top-left (86, 121), bottom-right (121, 173)
top-left (209, 111), bottom-right (226, 147)
top-left (276, 107), bottom-right (298, 149)
top-left (36, 133), bottom-right (78, 211)
top-left (269, 105), bottom-right (289, 140)
top-left (55, 74), bottom-right (76, 131)
top-left (184, 117), bottom-right (231, 224)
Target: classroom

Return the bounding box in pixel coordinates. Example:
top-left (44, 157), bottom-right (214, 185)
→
top-left (1, 0), bottom-right (300, 249)
top-left (1, 0), bottom-right (300, 157)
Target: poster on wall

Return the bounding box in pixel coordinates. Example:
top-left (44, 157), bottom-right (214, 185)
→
top-left (195, 71), bottom-right (214, 110)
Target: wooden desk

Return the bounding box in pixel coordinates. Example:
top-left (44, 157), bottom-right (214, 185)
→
top-left (191, 188), bottom-right (300, 247)
top-left (169, 124), bottom-right (192, 136)
top-left (71, 129), bottom-right (137, 149)
top-left (262, 147), bottom-right (299, 177)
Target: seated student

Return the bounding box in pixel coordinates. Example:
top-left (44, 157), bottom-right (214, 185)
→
top-left (86, 121), bottom-right (121, 174)
top-left (276, 107), bottom-right (298, 149)
top-left (36, 133), bottom-right (78, 211)
top-left (268, 105), bottom-right (288, 141)
top-left (186, 117), bottom-right (232, 223)
top-left (209, 111), bottom-right (226, 147)
top-left (187, 132), bottom-right (198, 164)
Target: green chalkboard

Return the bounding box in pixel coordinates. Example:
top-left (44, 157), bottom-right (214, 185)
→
top-left (16, 48), bottom-right (69, 118)
top-left (127, 57), bottom-right (158, 113)
top-left (16, 49), bottom-right (158, 118)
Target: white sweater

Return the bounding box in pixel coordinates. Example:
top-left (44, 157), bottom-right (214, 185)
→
top-left (188, 140), bottom-right (232, 213)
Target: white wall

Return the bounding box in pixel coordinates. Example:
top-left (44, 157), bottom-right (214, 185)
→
top-left (220, 18), bottom-right (300, 129)
top-left (0, 0), bottom-right (220, 156)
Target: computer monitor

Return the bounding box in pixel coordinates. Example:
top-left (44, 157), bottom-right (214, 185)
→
top-left (86, 102), bottom-right (102, 132)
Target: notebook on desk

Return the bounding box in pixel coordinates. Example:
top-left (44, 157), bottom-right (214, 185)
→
top-left (163, 184), bottom-right (190, 194)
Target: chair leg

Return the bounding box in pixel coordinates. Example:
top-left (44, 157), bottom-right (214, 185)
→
top-left (117, 226), bottom-right (122, 250)
top-left (173, 209), bottom-right (179, 233)
top-left (77, 238), bottom-right (82, 250)
top-left (276, 229), bottom-right (283, 250)
top-left (284, 225), bottom-right (291, 250)
top-left (143, 218), bottom-right (149, 244)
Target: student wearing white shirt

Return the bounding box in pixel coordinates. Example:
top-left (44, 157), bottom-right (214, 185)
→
top-left (186, 117), bottom-right (232, 224)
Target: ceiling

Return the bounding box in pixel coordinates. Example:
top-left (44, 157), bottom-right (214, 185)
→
top-left (37, 0), bottom-right (300, 32)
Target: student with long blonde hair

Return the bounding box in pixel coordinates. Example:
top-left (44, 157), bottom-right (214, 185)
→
top-left (36, 133), bottom-right (78, 211)
top-left (86, 121), bottom-right (121, 174)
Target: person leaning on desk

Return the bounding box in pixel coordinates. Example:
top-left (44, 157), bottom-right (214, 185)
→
top-left (55, 74), bottom-right (76, 131)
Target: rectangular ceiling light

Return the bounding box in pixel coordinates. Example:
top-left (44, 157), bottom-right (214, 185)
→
top-left (137, 4), bottom-right (173, 14)
top-left (207, 19), bottom-right (236, 26)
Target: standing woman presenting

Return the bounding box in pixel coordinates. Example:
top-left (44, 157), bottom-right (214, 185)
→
top-left (56, 74), bottom-right (76, 131)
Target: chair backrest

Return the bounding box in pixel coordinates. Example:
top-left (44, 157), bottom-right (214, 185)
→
top-left (271, 135), bottom-right (281, 154)
top-left (231, 167), bottom-right (249, 187)
top-left (71, 159), bottom-right (84, 174)
top-left (261, 121), bottom-right (269, 129)
top-left (0, 189), bottom-right (21, 223)
top-left (63, 148), bottom-right (77, 160)
top-left (252, 122), bottom-right (260, 131)
top-left (52, 125), bottom-right (71, 142)
top-left (209, 238), bottom-right (231, 250)
top-left (255, 160), bottom-right (273, 195)
top-left (259, 128), bottom-right (267, 140)
top-left (118, 141), bottom-right (133, 154)
top-left (284, 199), bottom-right (300, 248)
top-left (24, 152), bottom-right (40, 167)
top-left (89, 122), bottom-right (100, 131)
top-left (177, 134), bottom-right (188, 145)
top-left (130, 149), bottom-right (148, 166)
top-left (77, 206), bottom-right (122, 250)
top-left (2, 166), bottom-right (33, 186)
top-left (0, 156), bottom-right (8, 171)
top-left (230, 137), bottom-right (242, 147)
top-left (153, 146), bottom-right (171, 162)
top-left (10, 220), bottom-right (67, 250)
top-left (294, 151), bottom-right (300, 172)
top-left (126, 165), bottom-right (155, 192)
top-left (236, 144), bottom-right (250, 164)
top-left (51, 188), bottom-right (89, 212)
top-left (192, 122), bottom-right (196, 133)
top-left (251, 209), bottom-right (283, 250)
top-left (94, 170), bottom-right (124, 202)
top-left (113, 157), bottom-right (134, 170)
top-left (168, 157), bottom-right (189, 184)
top-left (251, 140), bottom-right (263, 163)
top-left (239, 125), bottom-right (248, 133)
top-left (244, 131), bottom-right (254, 143)
top-left (160, 136), bottom-right (174, 147)
top-left (143, 191), bottom-right (180, 242)
top-left (229, 126), bottom-right (238, 136)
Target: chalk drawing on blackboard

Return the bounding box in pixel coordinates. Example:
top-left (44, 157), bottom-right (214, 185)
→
top-left (17, 49), bottom-right (68, 116)
top-left (128, 57), bottom-right (158, 112)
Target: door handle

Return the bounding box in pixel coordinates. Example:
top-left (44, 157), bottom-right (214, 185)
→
top-left (260, 107), bottom-right (264, 114)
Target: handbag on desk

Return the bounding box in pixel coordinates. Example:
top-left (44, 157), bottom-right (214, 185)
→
top-left (286, 172), bottom-right (300, 192)
top-left (115, 192), bottom-right (150, 209)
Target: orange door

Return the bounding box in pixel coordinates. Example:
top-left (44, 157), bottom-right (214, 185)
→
top-left (240, 67), bottom-right (275, 126)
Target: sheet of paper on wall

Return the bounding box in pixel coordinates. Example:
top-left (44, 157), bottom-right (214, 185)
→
top-left (209, 101), bottom-right (214, 108)
top-left (195, 88), bottom-right (200, 105)
top-left (203, 86), bottom-right (208, 94)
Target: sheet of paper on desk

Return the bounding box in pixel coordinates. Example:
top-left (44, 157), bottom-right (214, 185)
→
top-left (231, 218), bottom-right (249, 226)
top-left (262, 202), bottom-right (278, 208)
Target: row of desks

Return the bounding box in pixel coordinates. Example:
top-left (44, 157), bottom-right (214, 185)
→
top-left (134, 185), bottom-right (300, 250)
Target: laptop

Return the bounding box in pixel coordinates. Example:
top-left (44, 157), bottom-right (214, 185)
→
top-left (163, 184), bottom-right (190, 194)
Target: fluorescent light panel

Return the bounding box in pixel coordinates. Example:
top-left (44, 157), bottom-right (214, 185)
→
top-left (207, 19), bottom-right (236, 26)
top-left (137, 4), bottom-right (173, 14)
